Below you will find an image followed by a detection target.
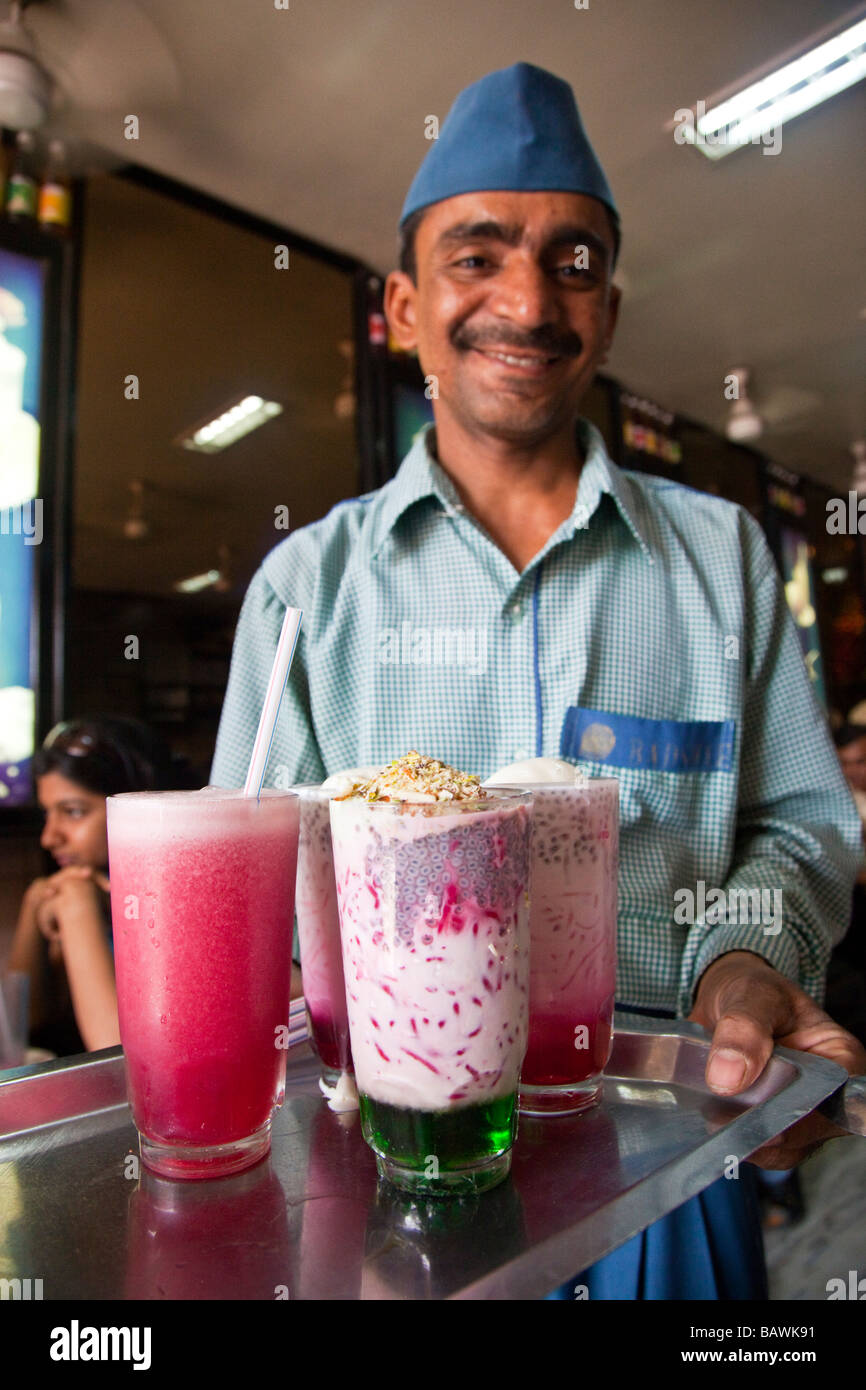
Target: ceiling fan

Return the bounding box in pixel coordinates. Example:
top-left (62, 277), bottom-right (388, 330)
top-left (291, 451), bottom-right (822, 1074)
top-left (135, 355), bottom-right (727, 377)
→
top-left (0, 0), bottom-right (179, 133)
top-left (724, 366), bottom-right (822, 443)
top-left (76, 479), bottom-right (155, 545)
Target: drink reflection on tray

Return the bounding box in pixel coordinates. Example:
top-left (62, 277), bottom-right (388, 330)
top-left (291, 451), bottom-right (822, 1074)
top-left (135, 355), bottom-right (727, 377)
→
top-left (296, 1104), bottom-right (368, 1300)
top-left (125, 1159), bottom-right (293, 1300)
top-left (361, 1176), bottom-right (527, 1300)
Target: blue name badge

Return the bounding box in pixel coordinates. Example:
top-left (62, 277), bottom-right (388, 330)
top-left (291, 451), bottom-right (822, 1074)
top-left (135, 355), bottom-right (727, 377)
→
top-left (560, 707), bottom-right (735, 773)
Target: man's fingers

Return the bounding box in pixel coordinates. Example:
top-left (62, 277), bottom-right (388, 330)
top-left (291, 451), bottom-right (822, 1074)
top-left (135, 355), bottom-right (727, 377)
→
top-left (747, 1112), bottom-right (848, 1170)
top-left (706, 1010), bottom-right (778, 1094)
top-left (693, 957), bottom-right (805, 1096)
top-left (777, 1021), bottom-right (866, 1075)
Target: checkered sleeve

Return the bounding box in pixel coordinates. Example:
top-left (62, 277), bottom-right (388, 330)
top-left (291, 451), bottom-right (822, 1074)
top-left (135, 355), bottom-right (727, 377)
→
top-left (679, 520), bottom-right (862, 1011)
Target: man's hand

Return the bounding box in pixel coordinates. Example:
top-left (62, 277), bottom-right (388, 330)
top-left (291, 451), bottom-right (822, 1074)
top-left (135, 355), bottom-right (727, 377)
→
top-left (689, 950), bottom-right (866, 1169)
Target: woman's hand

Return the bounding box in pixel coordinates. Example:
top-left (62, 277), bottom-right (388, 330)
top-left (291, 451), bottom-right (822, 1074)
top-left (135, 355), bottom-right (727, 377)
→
top-left (22, 875), bottom-right (59, 925)
top-left (30, 865), bottom-right (119, 1051)
top-left (34, 866), bottom-right (109, 930)
top-left (11, 864), bottom-right (115, 1047)
top-left (34, 867), bottom-right (110, 962)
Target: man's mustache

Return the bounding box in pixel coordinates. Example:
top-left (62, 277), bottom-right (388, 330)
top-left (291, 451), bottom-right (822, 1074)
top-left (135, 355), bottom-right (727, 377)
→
top-left (453, 326), bottom-right (583, 358)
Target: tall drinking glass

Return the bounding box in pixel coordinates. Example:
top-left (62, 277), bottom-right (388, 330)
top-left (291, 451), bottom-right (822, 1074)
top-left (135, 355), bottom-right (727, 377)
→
top-left (329, 788), bottom-right (532, 1196)
top-left (108, 787), bottom-right (299, 1179)
top-left (292, 785), bottom-right (353, 1089)
top-left (518, 779), bottom-right (618, 1114)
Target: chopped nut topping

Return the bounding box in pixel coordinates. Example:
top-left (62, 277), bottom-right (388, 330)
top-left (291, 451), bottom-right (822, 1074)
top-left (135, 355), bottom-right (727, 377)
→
top-left (341, 750), bottom-right (486, 804)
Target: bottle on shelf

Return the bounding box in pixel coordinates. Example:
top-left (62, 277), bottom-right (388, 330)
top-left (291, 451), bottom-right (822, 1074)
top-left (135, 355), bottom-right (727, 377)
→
top-left (621, 392), bottom-right (636, 452)
top-left (5, 130), bottom-right (37, 221)
top-left (631, 398), bottom-right (647, 454)
top-left (644, 402), bottom-right (659, 457)
top-left (37, 138), bottom-right (72, 232)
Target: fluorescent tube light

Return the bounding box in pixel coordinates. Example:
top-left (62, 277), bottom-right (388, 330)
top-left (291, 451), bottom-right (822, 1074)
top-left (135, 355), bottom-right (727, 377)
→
top-left (175, 394), bottom-right (283, 454)
top-left (174, 569), bottom-right (221, 593)
top-left (676, 13), bottom-right (866, 158)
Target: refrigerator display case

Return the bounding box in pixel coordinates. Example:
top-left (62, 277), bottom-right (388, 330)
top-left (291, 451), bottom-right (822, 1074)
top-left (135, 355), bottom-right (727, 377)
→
top-left (0, 221), bottom-right (76, 815)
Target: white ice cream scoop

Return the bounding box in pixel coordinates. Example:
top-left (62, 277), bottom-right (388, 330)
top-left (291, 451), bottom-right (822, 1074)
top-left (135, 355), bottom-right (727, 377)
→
top-left (321, 766), bottom-right (380, 797)
top-left (484, 756), bottom-right (587, 786)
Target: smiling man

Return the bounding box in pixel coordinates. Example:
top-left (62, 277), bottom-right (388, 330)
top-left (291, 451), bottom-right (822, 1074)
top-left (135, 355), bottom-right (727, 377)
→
top-left (212, 63), bottom-right (864, 1300)
top-left (387, 188), bottom-right (618, 574)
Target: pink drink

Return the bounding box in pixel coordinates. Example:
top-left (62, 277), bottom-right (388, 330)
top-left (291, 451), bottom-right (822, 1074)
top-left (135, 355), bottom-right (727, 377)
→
top-left (293, 786), bottom-right (352, 1078)
top-left (519, 779), bottom-right (618, 1114)
top-left (329, 788), bottom-right (532, 1195)
top-left (108, 788), bottom-right (299, 1179)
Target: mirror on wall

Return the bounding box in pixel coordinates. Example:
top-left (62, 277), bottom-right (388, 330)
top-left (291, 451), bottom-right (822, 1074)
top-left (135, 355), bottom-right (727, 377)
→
top-left (67, 171), bottom-right (361, 779)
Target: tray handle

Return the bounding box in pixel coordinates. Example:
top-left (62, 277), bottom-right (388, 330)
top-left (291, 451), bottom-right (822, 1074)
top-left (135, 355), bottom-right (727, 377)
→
top-left (817, 1074), bottom-right (866, 1137)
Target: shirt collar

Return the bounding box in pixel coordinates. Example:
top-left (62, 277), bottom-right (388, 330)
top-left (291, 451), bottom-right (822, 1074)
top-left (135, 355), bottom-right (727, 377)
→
top-left (370, 418), bottom-right (652, 559)
top-left (369, 426), bottom-right (461, 557)
top-left (572, 418), bottom-right (653, 557)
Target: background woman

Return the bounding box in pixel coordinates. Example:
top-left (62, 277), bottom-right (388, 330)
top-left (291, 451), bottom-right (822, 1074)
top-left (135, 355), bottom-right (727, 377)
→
top-left (8, 717), bottom-right (182, 1054)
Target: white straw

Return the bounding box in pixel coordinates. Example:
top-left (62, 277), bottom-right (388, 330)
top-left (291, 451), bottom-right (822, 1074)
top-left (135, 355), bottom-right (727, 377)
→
top-left (243, 606), bottom-right (303, 800)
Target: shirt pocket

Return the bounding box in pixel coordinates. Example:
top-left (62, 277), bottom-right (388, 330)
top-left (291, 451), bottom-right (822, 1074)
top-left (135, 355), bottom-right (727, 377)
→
top-left (560, 706), bottom-right (735, 774)
top-left (559, 705), bottom-right (738, 890)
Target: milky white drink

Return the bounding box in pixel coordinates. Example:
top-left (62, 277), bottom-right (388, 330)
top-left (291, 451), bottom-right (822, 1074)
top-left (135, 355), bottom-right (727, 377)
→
top-left (487, 760), bottom-right (618, 1114)
top-left (329, 752), bottom-right (532, 1196)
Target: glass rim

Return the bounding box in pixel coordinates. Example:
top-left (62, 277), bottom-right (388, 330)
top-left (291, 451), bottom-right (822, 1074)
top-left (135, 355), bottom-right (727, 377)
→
top-left (106, 787), bottom-right (298, 806)
top-left (328, 786), bottom-right (532, 813)
top-left (489, 777), bottom-right (619, 791)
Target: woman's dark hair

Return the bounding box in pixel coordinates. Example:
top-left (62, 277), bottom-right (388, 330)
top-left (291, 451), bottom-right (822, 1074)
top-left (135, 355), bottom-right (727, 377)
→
top-left (834, 723), bottom-right (866, 750)
top-left (33, 717), bottom-right (180, 797)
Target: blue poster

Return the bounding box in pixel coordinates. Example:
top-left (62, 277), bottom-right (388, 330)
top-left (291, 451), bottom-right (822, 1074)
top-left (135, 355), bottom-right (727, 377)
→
top-left (0, 247), bottom-right (45, 805)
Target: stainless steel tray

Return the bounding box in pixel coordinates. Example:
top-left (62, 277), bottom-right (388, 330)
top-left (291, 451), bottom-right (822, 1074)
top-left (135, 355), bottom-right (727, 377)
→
top-left (0, 1006), bottom-right (858, 1300)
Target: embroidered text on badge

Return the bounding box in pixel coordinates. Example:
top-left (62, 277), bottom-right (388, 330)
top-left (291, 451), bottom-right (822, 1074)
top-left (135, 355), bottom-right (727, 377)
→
top-left (560, 707), bottom-right (735, 773)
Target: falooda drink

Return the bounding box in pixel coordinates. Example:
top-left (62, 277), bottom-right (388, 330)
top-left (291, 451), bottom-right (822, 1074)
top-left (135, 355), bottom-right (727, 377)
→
top-left (108, 787), bottom-right (299, 1178)
top-left (329, 752), bottom-right (532, 1196)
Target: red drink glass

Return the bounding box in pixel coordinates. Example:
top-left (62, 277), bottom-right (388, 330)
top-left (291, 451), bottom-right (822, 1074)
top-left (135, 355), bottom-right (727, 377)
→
top-left (518, 779), bottom-right (618, 1115)
top-left (292, 785), bottom-right (353, 1087)
top-left (108, 788), bottom-right (299, 1178)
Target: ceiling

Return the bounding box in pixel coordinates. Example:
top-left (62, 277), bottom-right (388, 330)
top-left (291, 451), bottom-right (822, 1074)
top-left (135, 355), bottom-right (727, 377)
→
top-left (19, 0), bottom-right (866, 487)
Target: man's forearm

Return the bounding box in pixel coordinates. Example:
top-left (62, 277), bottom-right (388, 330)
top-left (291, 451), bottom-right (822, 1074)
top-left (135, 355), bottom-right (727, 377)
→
top-left (677, 825), bottom-right (859, 1013)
